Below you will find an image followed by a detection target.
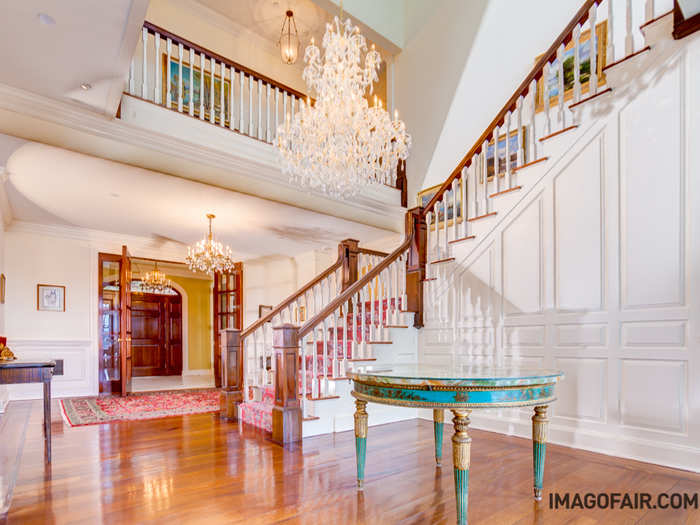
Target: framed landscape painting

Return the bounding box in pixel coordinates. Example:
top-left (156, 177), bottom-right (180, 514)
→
top-left (535, 20), bottom-right (608, 111)
top-left (485, 127), bottom-right (527, 180)
top-left (162, 55), bottom-right (231, 125)
top-left (417, 180), bottom-right (463, 229)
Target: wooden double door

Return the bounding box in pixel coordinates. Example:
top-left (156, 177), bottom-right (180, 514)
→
top-left (131, 292), bottom-right (182, 377)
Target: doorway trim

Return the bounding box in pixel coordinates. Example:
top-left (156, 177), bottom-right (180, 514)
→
top-left (166, 280), bottom-right (190, 375)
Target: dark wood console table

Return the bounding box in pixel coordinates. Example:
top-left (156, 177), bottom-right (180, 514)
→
top-left (0, 360), bottom-right (55, 463)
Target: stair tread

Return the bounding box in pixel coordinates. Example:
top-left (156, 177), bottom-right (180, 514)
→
top-left (348, 358), bottom-right (377, 362)
top-left (513, 157), bottom-right (549, 173)
top-left (431, 257), bottom-right (455, 264)
top-left (303, 416), bottom-right (320, 421)
top-left (385, 325), bottom-right (409, 328)
top-left (489, 185), bottom-right (522, 198)
top-left (421, 278), bottom-right (438, 282)
top-left (602, 46), bottom-right (651, 71)
top-left (468, 211), bottom-right (497, 222)
top-left (569, 88), bottom-right (612, 110)
top-left (367, 341), bottom-right (392, 344)
top-left (539, 125), bottom-right (579, 142)
top-left (640, 9), bottom-right (672, 30)
top-left (306, 394), bottom-right (340, 401)
top-left (448, 235), bottom-right (475, 245)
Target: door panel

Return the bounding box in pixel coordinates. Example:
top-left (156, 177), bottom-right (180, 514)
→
top-left (120, 246), bottom-right (133, 396)
top-left (213, 263), bottom-right (243, 388)
top-left (98, 253), bottom-right (122, 394)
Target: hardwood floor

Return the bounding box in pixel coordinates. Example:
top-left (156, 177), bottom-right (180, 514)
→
top-left (2, 399), bottom-right (699, 524)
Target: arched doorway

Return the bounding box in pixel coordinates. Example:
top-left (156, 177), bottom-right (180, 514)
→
top-left (130, 284), bottom-right (183, 377)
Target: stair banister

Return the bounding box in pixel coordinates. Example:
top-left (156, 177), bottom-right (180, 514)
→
top-left (420, 0), bottom-right (601, 218)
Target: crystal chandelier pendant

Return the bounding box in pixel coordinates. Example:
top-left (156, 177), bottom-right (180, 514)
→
top-left (186, 214), bottom-right (235, 275)
top-left (276, 16), bottom-right (411, 199)
top-left (142, 261), bottom-right (172, 294)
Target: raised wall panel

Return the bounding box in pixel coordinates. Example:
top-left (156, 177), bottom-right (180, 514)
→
top-left (620, 359), bottom-right (687, 433)
top-left (504, 325), bottom-right (545, 348)
top-left (554, 137), bottom-right (603, 311)
top-left (554, 357), bottom-right (607, 421)
top-left (556, 323), bottom-right (607, 347)
top-left (502, 197), bottom-right (542, 315)
top-left (621, 321), bottom-right (686, 348)
top-left (620, 62), bottom-right (683, 308)
top-left (503, 355), bottom-right (544, 368)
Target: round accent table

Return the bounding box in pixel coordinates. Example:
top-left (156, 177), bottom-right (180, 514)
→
top-left (347, 364), bottom-right (564, 525)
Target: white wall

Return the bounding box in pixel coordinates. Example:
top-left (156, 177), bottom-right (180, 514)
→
top-left (419, 33), bottom-right (700, 471)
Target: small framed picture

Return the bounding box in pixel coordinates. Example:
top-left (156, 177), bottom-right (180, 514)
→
top-left (37, 284), bottom-right (65, 312)
top-left (0, 273), bottom-right (5, 304)
top-left (258, 304), bottom-right (273, 319)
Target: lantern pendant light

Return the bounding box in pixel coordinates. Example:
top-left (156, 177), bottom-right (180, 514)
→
top-left (278, 10), bottom-right (300, 65)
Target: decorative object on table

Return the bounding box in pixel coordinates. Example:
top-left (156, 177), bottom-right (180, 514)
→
top-left (0, 273), bottom-right (5, 303)
top-left (276, 4), bottom-right (411, 198)
top-left (186, 214), bottom-right (235, 275)
top-left (347, 364), bottom-right (564, 525)
top-left (417, 181), bottom-right (463, 229)
top-left (37, 284), bottom-right (65, 312)
top-left (535, 20), bottom-right (608, 111)
top-left (278, 10), bottom-right (300, 65)
top-left (59, 389), bottom-right (220, 427)
top-left (485, 127), bottom-right (528, 180)
top-left (161, 55), bottom-right (230, 124)
top-left (258, 304), bottom-right (273, 319)
top-left (141, 261), bottom-right (172, 294)
top-left (0, 342), bottom-right (16, 360)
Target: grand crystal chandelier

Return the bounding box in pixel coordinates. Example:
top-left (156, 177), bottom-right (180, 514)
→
top-left (276, 15), bottom-right (411, 198)
top-left (142, 262), bottom-right (171, 293)
top-left (186, 214), bottom-right (235, 274)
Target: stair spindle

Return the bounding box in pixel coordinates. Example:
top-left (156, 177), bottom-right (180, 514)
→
top-left (274, 87), bottom-right (280, 140)
top-left (529, 79), bottom-right (538, 161)
top-left (219, 61), bottom-right (225, 126)
top-left (625, 0), bottom-right (634, 55)
top-left (516, 97), bottom-right (524, 169)
top-left (451, 178), bottom-right (458, 242)
top-left (239, 71), bottom-right (245, 131)
top-left (556, 44), bottom-right (565, 126)
top-left (505, 111), bottom-right (512, 188)
top-left (258, 78), bottom-right (263, 140)
top-left (189, 48), bottom-right (195, 116)
top-left (154, 33), bottom-right (161, 104)
top-left (249, 75), bottom-right (254, 134)
top-left (573, 24), bottom-right (582, 104)
top-left (142, 27), bottom-right (148, 98)
top-left (460, 166), bottom-right (468, 237)
top-left (266, 83), bottom-right (271, 142)
top-left (607, 0), bottom-right (615, 64)
top-left (229, 66), bottom-right (235, 129)
top-left (210, 57), bottom-right (216, 123)
top-left (301, 333), bottom-right (308, 414)
top-left (178, 43), bottom-right (184, 113)
top-left (543, 62), bottom-right (551, 135)
top-left (589, 4), bottom-right (598, 95)
top-left (166, 39), bottom-right (172, 108)
top-left (199, 52), bottom-right (205, 120)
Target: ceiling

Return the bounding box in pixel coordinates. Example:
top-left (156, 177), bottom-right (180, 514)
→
top-left (5, 142), bottom-right (393, 260)
top-left (0, 0), bottom-right (148, 115)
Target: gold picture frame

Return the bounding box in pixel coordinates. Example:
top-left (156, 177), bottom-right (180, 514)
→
top-left (417, 179), bottom-right (463, 230)
top-left (535, 20), bottom-right (608, 112)
top-left (161, 54), bottom-right (231, 125)
top-left (0, 273), bottom-right (5, 304)
top-left (37, 284), bottom-right (65, 312)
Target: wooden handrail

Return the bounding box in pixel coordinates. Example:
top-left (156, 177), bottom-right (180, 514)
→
top-left (241, 255), bottom-right (343, 340)
top-left (299, 232), bottom-right (413, 339)
top-left (357, 248), bottom-right (389, 258)
top-left (143, 21), bottom-right (310, 102)
top-left (421, 0), bottom-right (600, 217)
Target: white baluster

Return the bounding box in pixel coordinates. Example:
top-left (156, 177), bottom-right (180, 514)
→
top-left (283, 92), bottom-right (288, 130)
top-left (239, 72), bottom-right (245, 131)
top-left (442, 197), bottom-right (449, 256)
top-left (332, 310), bottom-right (338, 377)
top-left (607, 0), bottom-right (615, 64)
top-left (573, 24), bottom-right (582, 104)
top-left (141, 27), bottom-right (148, 98)
top-left (529, 79), bottom-right (538, 160)
top-left (543, 62), bottom-right (551, 135)
top-left (556, 44), bottom-right (564, 125)
top-left (199, 52), bottom-right (205, 120)
top-left (352, 293), bottom-right (359, 359)
top-left (492, 125), bottom-right (499, 193)
top-left (219, 61), bottom-right (225, 126)
top-left (209, 57), bottom-right (216, 123)
top-left (266, 83), bottom-right (271, 142)
top-left (451, 178), bottom-right (458, 242)
top-left (154, 33), bottom-right (161, 104)
top-left (516, 97), bottom-right (524, 170)
top-left (342, 301), bottom-right (349, 375)
top-left (274, 87), bottom-right (280, 140)
top-left (482, 140), bottom-right (489, 214)
top-left (177, 43), bottom-right (184, 113)
top-left (322, 319), bottom-right (328, 395)
top-left (229, 66), bottom-right (235, 130)
top-left (301, 333), bottom-right (308, 414)
top-left (129, 57), bottom-right (135, 94)
top-left (625, 0), bottom-right (634, 55)
top-left (249, 75), bottom-right (254, 135)
top-left (257, 79), bottom-right (263, 140)
top-left (311, 325), bottom-right (319, 398)
top-left (291, 96), bottom-right (296, 122)
top-left (360, 288), bottom-right (367, 358)
top-left (505, 111), bottom-right (512, 188)
top-left (166, 39), bottom-right (172, 107)
top-left (460, 167), bottom-right (468, 239)
top-left (471, 159), bottom-right (478, 220)
top-left (589, 4), bottom-right (598, 95)
top-left (189, 48), bottom-right (194, 116)
top-left (426, 211), bottom-right (433, 270)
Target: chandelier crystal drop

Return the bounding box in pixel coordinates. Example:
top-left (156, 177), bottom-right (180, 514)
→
top-left (276, 16), bottom-right (411, 199)
top-left (141, 262), bottom-right (172, 294)
top-left (186, 214), bottom-right (235, 275)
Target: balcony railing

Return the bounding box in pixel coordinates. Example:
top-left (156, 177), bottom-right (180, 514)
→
top-left (126, 21), bottom-right (309, 145)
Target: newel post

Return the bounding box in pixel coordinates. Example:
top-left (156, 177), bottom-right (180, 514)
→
top-left (339, 238), bottom-right (360, 291)
top-left (405, 207), bottom-right (427, 328)
top-left (272, 324), bottom-right (302, 445)
top-left (219, 328), bottom-right (243, 420)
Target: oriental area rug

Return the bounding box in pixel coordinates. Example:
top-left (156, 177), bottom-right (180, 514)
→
top-left (60, 389), bottom-right (220, 427)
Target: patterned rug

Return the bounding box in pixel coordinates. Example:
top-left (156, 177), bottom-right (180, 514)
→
top-left (60, 389), bottom-right (220, 427)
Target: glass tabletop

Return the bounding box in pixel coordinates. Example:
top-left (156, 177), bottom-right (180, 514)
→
top-left (347, 363), bottom-right (564, 387)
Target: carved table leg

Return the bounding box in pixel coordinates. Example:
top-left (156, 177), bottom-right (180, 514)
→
top-left (354, 399), bottom-right (368, 490)
top-left (532, 405), bottom-right (549, 501)
top-left (451, 409), bottom-right (472, 525)
top-left (433, 409), bottom-right (444, 466)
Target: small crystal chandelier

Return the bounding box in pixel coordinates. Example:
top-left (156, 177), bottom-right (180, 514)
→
top-left (142, 262), bottom-right (171, 293)
top-left (278, 10), bottom-right (300, 65)
top-left (186, 214), bottom-right (235, 274)
top-left (276, 14), bottom-right (411, 199)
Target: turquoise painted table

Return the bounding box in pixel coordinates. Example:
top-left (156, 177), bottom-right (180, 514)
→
top-left (347, 364), bottom-right (564, 525)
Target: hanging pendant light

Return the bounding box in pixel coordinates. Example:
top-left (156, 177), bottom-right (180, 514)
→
top-left (186, 214), bottom-right (235, 275)
top-left (278, 10), bottom-right (300, 65)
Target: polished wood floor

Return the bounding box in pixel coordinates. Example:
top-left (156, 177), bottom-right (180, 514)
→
top-left (2, 399), bottom-right (699, 524)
